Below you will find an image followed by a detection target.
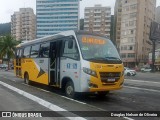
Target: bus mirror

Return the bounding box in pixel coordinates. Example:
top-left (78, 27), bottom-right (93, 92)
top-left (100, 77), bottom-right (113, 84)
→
top-left (68, 40), bottom-right (73, 49)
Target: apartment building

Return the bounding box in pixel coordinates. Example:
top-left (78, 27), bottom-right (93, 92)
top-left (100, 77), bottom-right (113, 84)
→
top-left (114, 0), bottom-right (122, 52)
top-left (115, 0), bottom-right (156, 67)
top-left (84, 5), bottom-right (111, 38)
top-left (36, 0), bottom-right (80, 38)
top-left (156, 6), bottom-right (160, 23)
top-left (11, 8), bottom-right (36, 41)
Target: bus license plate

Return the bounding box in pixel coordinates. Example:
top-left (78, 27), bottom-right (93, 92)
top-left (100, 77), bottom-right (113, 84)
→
top-left (107, 78), bottom-right (115, 82)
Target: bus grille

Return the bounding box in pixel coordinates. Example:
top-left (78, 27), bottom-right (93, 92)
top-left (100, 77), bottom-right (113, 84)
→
top-left (99, 72), bottom-right (121, 83)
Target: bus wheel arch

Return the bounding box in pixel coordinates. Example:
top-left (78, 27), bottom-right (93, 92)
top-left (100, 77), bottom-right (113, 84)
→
top-left (61, 77), bottom-right (75, 98)
top-left (24, 72), bottom-right (30, 85)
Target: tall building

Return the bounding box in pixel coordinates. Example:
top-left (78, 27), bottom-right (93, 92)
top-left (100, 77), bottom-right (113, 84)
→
top-left (156, 6), bottom-right (160, 23)
top-left (114, 0), bottom-right (122, 52)
top-left (36, 0), bottom-right (80, 38)
top-left (110, 15), bottom-right (115, 42)
top-left (115, 0), bottom-right (156, 67)
top-left (80, 19), bottom-right (84, 30)
top-left (155, 7), bottom-right (160, 49)
top-left (84, 5), bottom-right (111, 38)
top-left (11, 8), bottom-right (36, 41)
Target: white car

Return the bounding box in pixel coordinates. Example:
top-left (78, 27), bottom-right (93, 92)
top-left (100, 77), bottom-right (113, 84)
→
top-left (141, 67), bottom-right (152, 72)
top-left (124, 67), bottom-right (136, 76)
top-left (0, 64), bottom-right (8, 69)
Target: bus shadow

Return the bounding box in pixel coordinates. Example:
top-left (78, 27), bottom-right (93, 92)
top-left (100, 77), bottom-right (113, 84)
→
top-left (28, 81), bottom-right (117, 103)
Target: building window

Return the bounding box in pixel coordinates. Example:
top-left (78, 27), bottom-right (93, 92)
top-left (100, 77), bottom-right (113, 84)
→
top-left (128, 45), bottom-right (134, 50)
top-left (121, 53), bottom-right (126, 58)
top-left (128, 53), bottom-right (135, 58)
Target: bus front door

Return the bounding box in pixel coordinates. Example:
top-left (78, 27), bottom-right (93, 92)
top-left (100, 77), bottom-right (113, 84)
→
top-left (50, 41), bottom-right (61, 86)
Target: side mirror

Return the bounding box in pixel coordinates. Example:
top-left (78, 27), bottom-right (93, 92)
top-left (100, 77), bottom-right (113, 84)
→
top-left (68, 40), bottom-right (73, 49)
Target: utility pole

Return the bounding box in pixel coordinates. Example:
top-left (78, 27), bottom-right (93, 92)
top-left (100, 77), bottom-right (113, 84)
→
top-left (151, 41), bottom-right (155, 72)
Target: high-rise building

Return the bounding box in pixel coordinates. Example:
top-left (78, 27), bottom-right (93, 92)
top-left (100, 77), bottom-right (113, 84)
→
top-left (156, 6), bottom-right (160, 23)
top-left (110, 15), bottom-right (115, 42)
top-left (155, 7), bottom-right (160, 49)
top-left (36, 0), bottom-right (80, 38)
top-left (114, 0), bottom-right (122, 52)
top-left (11, 8), bottom-right (36, 41)
top-left (80, 19), bottom-right (84, 30)
top-left (115, 0), bottom-right (156, 67)
top-left (84, 5), bottom-right (111, 38)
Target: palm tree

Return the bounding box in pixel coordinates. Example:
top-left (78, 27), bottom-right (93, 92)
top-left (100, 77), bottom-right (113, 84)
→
top-left (0, 35), bottom-right (19, 70)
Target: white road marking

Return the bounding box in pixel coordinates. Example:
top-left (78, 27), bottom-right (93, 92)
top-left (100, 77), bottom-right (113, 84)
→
top-left (61, 96), bottom-right (86, 105)
top-left (124, 117), bottom-right (135, 120)
top-left (124, 86), bottom-right (160, 93)
top-left (125, 79), bottom-right (160, 84)
top-left (0, 81), bottom-right (86, 120)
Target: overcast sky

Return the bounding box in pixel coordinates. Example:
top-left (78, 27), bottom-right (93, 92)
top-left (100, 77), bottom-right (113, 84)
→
top-left (0, 0), bottom-right (160, 23)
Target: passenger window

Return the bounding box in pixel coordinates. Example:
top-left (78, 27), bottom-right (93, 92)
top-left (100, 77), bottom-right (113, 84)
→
top-left (30, 44), bottom-right (40, 58)
top-left (23, 46), bottom-right (31, 58)
top-left (62, 37), bottom-right (79, 60)
top-left (39, 43), bottom-right (50, 58)
top-left (16, 49), bottom-right (20, 58)
top-left (19, 49), bottom-right (22, 58)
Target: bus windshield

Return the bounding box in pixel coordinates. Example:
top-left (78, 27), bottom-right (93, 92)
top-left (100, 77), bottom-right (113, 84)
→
top-left (77, 35), bottom-right (122, 63)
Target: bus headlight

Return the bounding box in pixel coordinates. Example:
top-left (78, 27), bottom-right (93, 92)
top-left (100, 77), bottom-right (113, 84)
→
top-left (83, 67), bottom-right (97, 77)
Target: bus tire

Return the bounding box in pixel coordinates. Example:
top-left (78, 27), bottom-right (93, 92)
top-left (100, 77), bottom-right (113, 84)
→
top-left (97, 91), bottom-right (109, 98)
top-left (65, 81), bottom-right (75, 98)
top-left (24, 73), bottom-right (30, 85)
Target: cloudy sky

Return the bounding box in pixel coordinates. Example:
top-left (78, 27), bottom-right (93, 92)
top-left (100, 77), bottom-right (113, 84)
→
top-left (0, 0), bottom-right (160, 23)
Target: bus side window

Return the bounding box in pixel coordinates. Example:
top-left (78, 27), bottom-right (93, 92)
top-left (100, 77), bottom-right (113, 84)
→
top-left (62, 37), bottom-right (79, 60)
top-left (16, 49), bottom-right (20, 58)
top-left (23, 46), bottom-right (31, 58)
top-left (39, 43), bottom-right (50, 58)
top-left (30, 44), bottom-right (40, 58)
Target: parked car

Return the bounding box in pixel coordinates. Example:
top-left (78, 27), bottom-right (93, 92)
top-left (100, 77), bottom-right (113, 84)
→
top-left (124, 67), bottom-right (136, 76)
top-left (0, 64), bottom-right (8, 69)
top-left (141, 67), bottom-right (152, 72)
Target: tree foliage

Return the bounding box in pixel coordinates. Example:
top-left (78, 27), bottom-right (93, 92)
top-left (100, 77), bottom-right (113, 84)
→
top-left (0, 35), bottom-right (19, 62)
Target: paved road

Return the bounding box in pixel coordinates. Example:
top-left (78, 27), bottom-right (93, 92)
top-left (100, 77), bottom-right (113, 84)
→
top-left (0, 83), bottom-right (63, 120)
top-left (0, 70), bottom-right (159, 120)
top-left (125, 72), bottom-right (160, 82)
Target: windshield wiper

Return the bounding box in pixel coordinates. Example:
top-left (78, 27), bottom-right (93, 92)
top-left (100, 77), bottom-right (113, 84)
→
top-left (105, 57), bottom-right (121, 61)
top-left (86, 57), bottom-right (107, 61)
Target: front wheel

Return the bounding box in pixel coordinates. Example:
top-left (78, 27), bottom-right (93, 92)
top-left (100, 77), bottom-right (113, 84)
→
top-left (65, 81), bottom-right (75, 98)
top-left (24, 73), bottom-right (30, 85)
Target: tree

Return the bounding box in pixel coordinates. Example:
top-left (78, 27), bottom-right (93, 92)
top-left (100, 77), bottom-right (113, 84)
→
top-left (0, 35), bottom-right (19, 69)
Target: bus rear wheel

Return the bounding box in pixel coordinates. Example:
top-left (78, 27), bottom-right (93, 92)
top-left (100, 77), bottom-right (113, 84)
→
top-left (65, 81), bottom-right (75, 98)
top-left (24, 73), bottom-right (30, 85)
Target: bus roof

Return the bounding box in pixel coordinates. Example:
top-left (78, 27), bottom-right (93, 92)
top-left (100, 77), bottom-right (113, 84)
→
top-left (16, 30), bottom-right (108, 48)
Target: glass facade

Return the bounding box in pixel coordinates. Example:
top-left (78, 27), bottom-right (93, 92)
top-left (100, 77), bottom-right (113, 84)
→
top-left (36, 0), bottom-right (80, 38)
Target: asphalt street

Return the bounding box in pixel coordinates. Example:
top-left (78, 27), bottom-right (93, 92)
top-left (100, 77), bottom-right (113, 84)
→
top-left (0, 70), bottom-right (160, 120)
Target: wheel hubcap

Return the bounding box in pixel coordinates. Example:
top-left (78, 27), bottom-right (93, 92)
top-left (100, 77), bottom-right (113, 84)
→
top-left (67, 86), bottom-right (73, 95)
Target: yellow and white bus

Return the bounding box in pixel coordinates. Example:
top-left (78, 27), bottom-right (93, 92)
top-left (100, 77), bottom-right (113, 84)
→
top-left (14, 30), bottom-right (124, 98)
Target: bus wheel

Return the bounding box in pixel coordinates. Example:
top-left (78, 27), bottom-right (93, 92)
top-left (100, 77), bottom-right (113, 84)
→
top-left (65, 81), bottom-right (75, 98)
top-left (97, 91), bottom-right (109, 98)
top-left (24, 73), bottom-right (30, 85)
